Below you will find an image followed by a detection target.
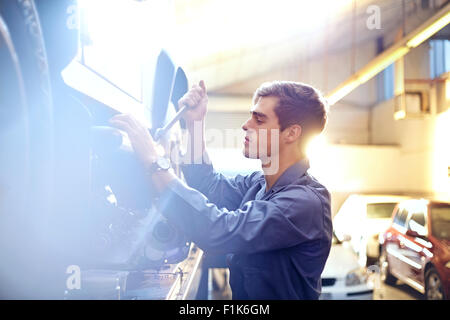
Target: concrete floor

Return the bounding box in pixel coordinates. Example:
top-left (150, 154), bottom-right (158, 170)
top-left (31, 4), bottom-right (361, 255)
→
top-left (374, 280), bottom-right (423, 300)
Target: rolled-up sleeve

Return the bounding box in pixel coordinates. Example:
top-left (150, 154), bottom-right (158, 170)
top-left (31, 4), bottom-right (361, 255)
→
top-left (156, 178), bottom-right (324, 255)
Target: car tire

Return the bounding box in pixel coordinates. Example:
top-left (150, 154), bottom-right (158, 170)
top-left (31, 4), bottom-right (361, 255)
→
top-left (379, 247), bottom-right (397, 285)
top-left (425, 267), bottom-right (446, 300)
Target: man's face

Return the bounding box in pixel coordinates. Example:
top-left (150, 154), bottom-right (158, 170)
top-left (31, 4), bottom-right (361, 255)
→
top-left (241, 96), bottom-right (281, 162)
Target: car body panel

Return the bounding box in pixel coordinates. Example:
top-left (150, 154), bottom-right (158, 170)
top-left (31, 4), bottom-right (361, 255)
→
top-left (320, 240), bottom-right (373, 300)
top-left (322, 243), bottom-right (362, 278)
top-left (380, 199), bottom-right (450, 299)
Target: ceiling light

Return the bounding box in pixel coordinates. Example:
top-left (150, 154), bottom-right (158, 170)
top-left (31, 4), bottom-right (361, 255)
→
top-left (407, 11), bottom-right (450, 48)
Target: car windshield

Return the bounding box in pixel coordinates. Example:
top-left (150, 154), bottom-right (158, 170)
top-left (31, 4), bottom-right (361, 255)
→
top-left (366, 203), bottom-right (397, 219)
top-left (430, 205), bottom-right (450, 240)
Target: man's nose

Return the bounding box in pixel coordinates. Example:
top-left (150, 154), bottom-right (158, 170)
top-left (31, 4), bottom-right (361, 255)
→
top-left (242, 118), bottom-right (251, 131)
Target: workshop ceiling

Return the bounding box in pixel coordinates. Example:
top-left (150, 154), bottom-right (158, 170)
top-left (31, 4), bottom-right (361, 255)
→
top-left (77, 0), bottom-right (446, 105)
top-left (166, 0), bottom-right (444, 93)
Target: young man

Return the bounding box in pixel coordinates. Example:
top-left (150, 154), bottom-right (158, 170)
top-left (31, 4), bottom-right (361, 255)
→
top-left (110, 80), bottom-right (332, 299)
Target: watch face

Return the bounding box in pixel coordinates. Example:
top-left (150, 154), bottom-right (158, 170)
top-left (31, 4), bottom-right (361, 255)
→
top-left (156, 157), bottom-right (171, 170)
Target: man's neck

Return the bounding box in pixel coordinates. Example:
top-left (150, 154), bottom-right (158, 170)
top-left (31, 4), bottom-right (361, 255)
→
top-left (262, 151), bottom-right (304, 191)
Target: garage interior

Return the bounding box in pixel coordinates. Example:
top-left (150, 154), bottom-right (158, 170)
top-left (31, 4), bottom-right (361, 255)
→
top-left (0, 0), bottom-right (449, 301)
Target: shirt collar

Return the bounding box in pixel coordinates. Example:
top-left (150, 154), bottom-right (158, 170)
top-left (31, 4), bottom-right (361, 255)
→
top-left (260, 158), bottom-right (310, 193)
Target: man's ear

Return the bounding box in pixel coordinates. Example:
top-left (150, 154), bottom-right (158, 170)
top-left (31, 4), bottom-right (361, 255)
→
top-left (284, 124), bottom-right (302, 143)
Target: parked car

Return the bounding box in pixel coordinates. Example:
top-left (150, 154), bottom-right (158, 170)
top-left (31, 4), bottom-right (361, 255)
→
top-left (379, 199), bottom-right (450, 300)
top-left (333, 194), bottom-right (409, 266)
top-left (320, 233), bottom-right (374, 300)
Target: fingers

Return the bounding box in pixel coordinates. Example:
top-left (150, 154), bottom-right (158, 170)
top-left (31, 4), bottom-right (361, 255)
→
top-left (192, 80), bottom-right (206, 92)
top-left (179, 82), bottom-right (206, 109)
top-left (180, 96), bottom-right (200, 109)
top-left (109, 114), bottom-right (157, 155)
top-left (199, 80), bottom-right (206, 93)
top-left (179, 96), bottom-right (194, 109)
top-left (190, 83), bottom-right (206, 96)
top-left (109, 118), bottom-right (135, 136)
top-left (111, 113), bottom-right (138, 127)
top-left (110, 113), bottom-right (145, 134)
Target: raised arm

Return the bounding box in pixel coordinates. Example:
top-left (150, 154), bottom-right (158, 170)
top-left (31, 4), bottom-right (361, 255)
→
top-left (109, 80), bottom-right (262, 230)
top-left (178, 81), bottom-right (252, 209)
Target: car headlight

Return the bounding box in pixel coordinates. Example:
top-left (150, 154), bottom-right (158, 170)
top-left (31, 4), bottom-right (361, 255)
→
top-left (345, 268), bottom-right (368, 286)
top-left (446, 261), bottom-right (450, 269)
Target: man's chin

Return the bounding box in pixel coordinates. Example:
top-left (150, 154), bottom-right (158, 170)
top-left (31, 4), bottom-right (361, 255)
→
top-left (243, 147), bottom-right (259, 159)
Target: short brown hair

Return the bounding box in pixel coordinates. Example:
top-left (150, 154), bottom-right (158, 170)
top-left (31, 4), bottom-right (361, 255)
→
top-left (253, 81), bottom-right (328, 138)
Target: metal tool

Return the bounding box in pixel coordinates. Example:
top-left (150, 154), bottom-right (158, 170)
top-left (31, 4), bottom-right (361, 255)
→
top-left (154, 104), bottom-right (188, 141)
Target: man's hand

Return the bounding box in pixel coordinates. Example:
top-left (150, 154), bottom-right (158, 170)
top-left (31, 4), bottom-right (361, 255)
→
top-left (109, 114), bottom-right (157, 169)
top-left (179, 80), bottom-right (208, 125)
top-left (109, 113), bottom-right (177, 194)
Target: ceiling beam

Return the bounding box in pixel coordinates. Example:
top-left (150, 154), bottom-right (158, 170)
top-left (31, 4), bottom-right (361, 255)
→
top-left (326, 2), bottom-right (450, 106)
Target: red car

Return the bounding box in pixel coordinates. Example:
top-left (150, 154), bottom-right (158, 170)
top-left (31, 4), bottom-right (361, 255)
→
top-left (379, 199), bottom-right (450, 300)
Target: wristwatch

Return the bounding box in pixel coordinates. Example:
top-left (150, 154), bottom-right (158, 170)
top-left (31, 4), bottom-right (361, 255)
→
top-left (147, 156), bottom-right (171, 176)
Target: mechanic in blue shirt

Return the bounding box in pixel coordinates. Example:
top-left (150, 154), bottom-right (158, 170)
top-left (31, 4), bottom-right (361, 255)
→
top-left (110, 80), bottom-right (332, 300)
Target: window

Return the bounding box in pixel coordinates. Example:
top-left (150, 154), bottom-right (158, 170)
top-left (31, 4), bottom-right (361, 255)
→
top-left (366, 203), bottom-right (397, 219)
top-left (430, 205), bottom-right (450, 240)
top-left (383, 63), bottom-right (395, 100)
top-left (409, 212), bottom-right (425, 227)
top-left (393, 208), bottom-right (408, 228)
top-left (77, 0), bottom-right (171, 103)
top-left (377, 63), bottom-right (394, 102)
top-left (430, 40), bottom-right (450, 79)
top-left (408, 211), bottom-right (427, 236)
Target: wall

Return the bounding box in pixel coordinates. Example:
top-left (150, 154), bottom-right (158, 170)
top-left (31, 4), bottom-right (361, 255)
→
top-left (311, 142), bottom-right (438, 216)
top-left (371, 97), bottom-right (450, 199)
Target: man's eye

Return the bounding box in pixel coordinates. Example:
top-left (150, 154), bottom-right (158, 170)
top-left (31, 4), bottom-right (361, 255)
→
top-left (256, 119), bottom-right (263, 124)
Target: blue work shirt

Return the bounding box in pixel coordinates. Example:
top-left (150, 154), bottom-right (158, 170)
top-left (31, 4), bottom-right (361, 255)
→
top-left (157, 156), bottom-right (332, 300)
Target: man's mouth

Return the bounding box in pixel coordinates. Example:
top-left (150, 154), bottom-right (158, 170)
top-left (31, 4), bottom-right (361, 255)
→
top-left (244, 136), bottom-right (250, 146)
